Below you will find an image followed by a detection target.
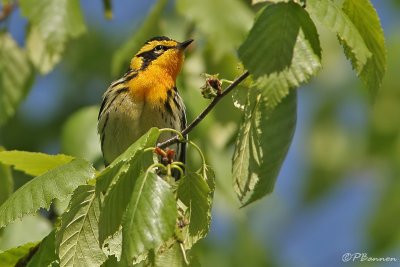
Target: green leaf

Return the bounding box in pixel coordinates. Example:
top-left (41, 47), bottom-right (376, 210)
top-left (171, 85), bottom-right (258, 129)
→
top-left (177, 0), bottom-right (253, 59)
top-left (306, 0), bottom-right (372, 72)
top-left (111, 0), bottom-right (168, 76)
top-left (20, 0), bottom-right (86, 73)
top-left (0, 151), bottom-right (74, 177)
top-left (0, 159), bottom-right (95, 228)
top-left (252, 28), bottom-right (320, 108)
top-left (0, 32), bottom-right (34, 126)
top-left (0, 242), bottom-right (38, 267)
top-left (98, 151), bottom-right (153, 246)
top-left (146, 243), bottom-right (189, 267)
top-left (177, 172), bottom-right (211, 241)
top-left (239, 2), bottom-right (321, 77)
top-left (342, 0), bottom-right (386, 97)
top-left (56, 185), bottom-right (106, 267)
top-left (233, 90), bottom-right (297, 206)
top-left (239, 2), bottom-right (321, 108)
top-left (95, 127), bottom-right (160, 194)
top-left (61, 106), bottom-right (102, 163)
top-left (27, 231), bottom-right (58, 267)
top-left (121, 171), bottom-right (177, 265)
top-left (0, 148), bottom-right (13, 206)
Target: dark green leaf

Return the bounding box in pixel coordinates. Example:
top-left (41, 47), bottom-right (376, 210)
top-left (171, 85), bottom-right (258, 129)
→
top-left (20, 0), bottom-right (86, 73)
top-left (177, 172), bottom-right (211, 240)
top-left (56, 185), bottom-right (106, 267)
top-left (0, 151), bottom-right (73, 177)
top-left (342, 0), bottom-right (387, 97)
top-left (0, 242), bottom-right (38, 267)
top-left (121, 172), bottom-right (177, 265)
top-left (239, 2), bottom-right (321, 108)
top-left (98, 151), bottom-right (153, 245)
top-left (0, 33), bottom-right (34, 126)
top-left (233, 90), bottom-right (297, 206)
top-left (61, 106), bottom-right (102, 163)
top-left (111, 0), bottom-right (167, 76)
top-left (27, 231), bottom-right (58, 267)
top-left (239, 2), bottom-right (321, 78)
top-left (0, 159), bottom-right (95, 228)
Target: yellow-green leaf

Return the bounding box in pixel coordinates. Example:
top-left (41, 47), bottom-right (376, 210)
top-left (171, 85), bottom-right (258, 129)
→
top-left (0, 151), bottom-right (74, 177)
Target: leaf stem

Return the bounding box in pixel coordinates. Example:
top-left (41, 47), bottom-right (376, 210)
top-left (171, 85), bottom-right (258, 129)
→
top-left (158, 71), bottom-right (250, 148)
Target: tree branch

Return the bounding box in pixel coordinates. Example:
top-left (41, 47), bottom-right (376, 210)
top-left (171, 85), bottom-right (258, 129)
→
top-left (158, 70), bottom-right (250, 149)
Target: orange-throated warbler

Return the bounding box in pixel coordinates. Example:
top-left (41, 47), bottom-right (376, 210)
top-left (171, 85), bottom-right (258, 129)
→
top-left (98, 36), bottom-right (192, 168)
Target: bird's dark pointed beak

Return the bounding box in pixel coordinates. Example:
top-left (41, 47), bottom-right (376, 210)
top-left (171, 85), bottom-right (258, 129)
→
top-left (178, 39), bottom-right (193, 50)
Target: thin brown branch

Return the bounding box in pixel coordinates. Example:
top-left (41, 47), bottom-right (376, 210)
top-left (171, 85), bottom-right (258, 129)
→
top-left (158, 70), bottom-right (250, 149)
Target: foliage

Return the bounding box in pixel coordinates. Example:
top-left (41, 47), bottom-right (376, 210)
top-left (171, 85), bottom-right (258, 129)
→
top-left (0, 0), bottom-right (389, 266)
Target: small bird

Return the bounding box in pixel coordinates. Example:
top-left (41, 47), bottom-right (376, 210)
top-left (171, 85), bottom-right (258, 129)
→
top-left (98, 36), bottom-right (192, 166)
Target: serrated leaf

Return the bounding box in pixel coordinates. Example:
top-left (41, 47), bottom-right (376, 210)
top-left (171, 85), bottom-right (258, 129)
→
top-left (0, 159), bottom-right (95, 228)
top-left (233, 90), bottom-right (297, 206)
top-left (239, 2), bottom-right (321, 108)
top-left (121, 171), bottom-right (177, 265)
top-left (0, 242), bottom-right (38, 267)
top-left (177, 0), bottom-right (252, 59)
top-left (342, 0), bottom-right (386, 97)
top-left (111, 0), bottom-right (167, 76)
top-left (0, 151), bottom-right (74, 177)
top-left (253, 29), bottom-right (321, 108)
top-left (61, 106), bottom-right (102, 162)
top-left (0, 148), bottom-right (13, 206)
top-left (27, 231), bottom-right (58, 267)
top-left (0, 32), bottom-right (34, 126)
top-left (20, 0), bottom-right (86, 73)
top-left (239, 2), bottom-right (321, 78)
top-left (98, 151), bottom-right (153, 245)
top-left (56, 185), bottom-right (106, 267)
top-left (306, 0), bottom-right (372, 72)
top-left (177, 172), bottom-right (211, 240)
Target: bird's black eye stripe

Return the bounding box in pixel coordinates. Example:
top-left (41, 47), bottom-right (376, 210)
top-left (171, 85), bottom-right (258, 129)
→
top-left (154, 45), bottom-right (165, 51)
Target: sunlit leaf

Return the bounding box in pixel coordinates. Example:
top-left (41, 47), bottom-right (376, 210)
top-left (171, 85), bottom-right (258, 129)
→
top-left (20, 0), bottom-right (86, 73)
top-left (56, 185), bottom-right (106, 267)
top-left (0, 151), bottom-right (74, 177)
top-left (27, 231), bottom-right (58, 267)
top-left (342, 0), bottom-right (386, 97)
top-left (61, 106), bottom-right (102, 163)
top-left (0, 242), bottom-right (38, 267)
top-left (0, 147), bottom-right (13, 206)
top-left (0, 33), bottom-right (34, 126)
top-left (233, 90), bottom-right (297, 206)
top-left (0, 159), bottom-right (95, 228)
top-left (111, 0), bottom-right (167, 76)
top-left (146, 243), bottom-right (191, 267)
top-left (121, 171), bottom-right (177, 265)
top-left (177, 0), bottom-right (252, 59)
top-left (307, 0), bottom-right (371, 71)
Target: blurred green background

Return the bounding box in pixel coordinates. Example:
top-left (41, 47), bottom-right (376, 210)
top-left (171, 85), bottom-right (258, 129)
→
top-left (1, 0), bottom-right (400, 266)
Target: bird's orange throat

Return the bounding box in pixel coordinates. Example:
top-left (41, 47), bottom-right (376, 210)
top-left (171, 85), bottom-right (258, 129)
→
top-left (127, 51), bottom-right (184, 107)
